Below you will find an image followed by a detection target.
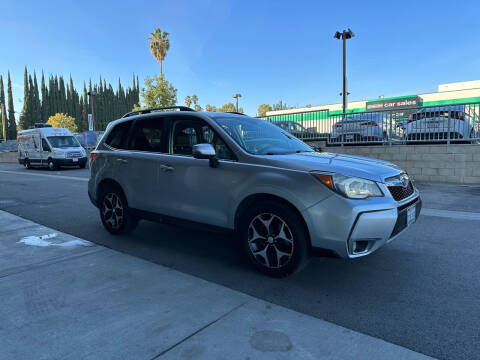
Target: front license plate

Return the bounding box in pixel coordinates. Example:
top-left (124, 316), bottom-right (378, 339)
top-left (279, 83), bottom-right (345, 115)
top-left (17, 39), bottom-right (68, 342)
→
top-left (72, 158), bottom-right (78, 162)
top-left (407, 206), bottom-right (416, 226)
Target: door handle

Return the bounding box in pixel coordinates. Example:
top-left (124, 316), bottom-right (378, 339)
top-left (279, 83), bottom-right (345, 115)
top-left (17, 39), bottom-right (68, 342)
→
top-left (159, 164), bottom-right (174, 172)
top-left (116, 158), bottom-right (128, 164)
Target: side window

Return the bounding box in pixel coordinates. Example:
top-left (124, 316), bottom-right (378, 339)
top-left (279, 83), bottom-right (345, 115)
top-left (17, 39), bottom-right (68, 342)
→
top-left (171, 118), bottom-right (234, 160)
top-left (41, 138), bottom-right (50, 152)
top-left (105, 121), bottom-right (132, 149)
top-left (172, 120), bottom-right (200, 155)
top-left (129, 118), bottom-right (166, 153)
top-left (200, 125), bottom-right (234, 160)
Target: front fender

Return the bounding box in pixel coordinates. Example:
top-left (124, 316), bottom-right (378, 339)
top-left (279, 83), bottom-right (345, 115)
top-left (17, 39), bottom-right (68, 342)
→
top-left (226, 166), bottom-right (331, 228)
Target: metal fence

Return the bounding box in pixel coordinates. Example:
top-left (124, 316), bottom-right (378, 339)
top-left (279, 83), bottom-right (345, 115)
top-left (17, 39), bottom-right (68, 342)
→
top-left (260, 102), bottom-right (480, 145)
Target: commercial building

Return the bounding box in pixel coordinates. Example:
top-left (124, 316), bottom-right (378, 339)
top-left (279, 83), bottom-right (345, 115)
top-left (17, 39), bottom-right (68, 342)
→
top-left (265, 80), bottom-right (480, 121)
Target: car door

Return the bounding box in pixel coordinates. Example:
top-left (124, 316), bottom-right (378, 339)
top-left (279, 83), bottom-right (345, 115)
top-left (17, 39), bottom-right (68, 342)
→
top-left (158, 115), bottom-right (242, 228)
top-left (30, 134), bottom-right (42, 166)
top-left (116, 116), bottom-right (174, 214)
top-left (41, 137), bottom-right (51, 166)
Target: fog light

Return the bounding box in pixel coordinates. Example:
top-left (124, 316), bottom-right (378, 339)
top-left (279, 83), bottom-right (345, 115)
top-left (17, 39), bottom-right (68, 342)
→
top-left (353, 240), bottom-right (369, 254)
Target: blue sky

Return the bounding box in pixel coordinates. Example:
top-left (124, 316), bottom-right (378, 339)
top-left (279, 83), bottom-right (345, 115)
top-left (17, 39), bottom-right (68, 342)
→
top-left (1, 0), bottom-right (480, 116)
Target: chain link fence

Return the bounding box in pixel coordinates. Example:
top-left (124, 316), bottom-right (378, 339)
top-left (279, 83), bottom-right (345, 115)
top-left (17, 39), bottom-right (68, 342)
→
top-left (260, 102), bottom-right (480, 145)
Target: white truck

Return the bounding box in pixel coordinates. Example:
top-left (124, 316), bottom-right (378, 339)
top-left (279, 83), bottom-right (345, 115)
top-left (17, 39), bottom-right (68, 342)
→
top-left (17, 126), bottom-right (88, 170)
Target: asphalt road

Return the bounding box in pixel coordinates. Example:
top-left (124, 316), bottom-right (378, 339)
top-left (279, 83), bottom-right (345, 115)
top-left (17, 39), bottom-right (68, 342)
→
top-left (1, 163), bottom-right (479, 360)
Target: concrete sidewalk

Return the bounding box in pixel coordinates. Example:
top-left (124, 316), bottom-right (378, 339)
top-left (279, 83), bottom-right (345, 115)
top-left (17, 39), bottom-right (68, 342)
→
top-left (0, 210), bottom-right (435, 360)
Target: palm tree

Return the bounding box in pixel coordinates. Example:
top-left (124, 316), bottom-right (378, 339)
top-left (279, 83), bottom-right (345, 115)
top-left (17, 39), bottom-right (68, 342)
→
top-left (184, 96), bottom-right (191, 108)
top-left (191, 95), bottom-right (198, 107)
top-left (149, 28), bottom-right (170, 75)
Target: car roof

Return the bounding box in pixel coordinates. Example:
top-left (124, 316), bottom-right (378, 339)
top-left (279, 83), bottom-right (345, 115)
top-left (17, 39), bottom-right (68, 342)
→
top-left (417, 105), bottom-right (466, 112)
top-left (344, 113), bottom-right (385, 121)
top-left (104, 111), bottom-right (256, 132)
top-left (19, 127), bottom-right (73, 136)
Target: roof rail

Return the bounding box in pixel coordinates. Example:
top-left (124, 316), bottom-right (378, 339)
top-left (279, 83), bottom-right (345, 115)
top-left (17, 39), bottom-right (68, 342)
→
top-left (225, 111), bottom-right (247, 116)
top-left (122, 106), bottom-right (195, 118)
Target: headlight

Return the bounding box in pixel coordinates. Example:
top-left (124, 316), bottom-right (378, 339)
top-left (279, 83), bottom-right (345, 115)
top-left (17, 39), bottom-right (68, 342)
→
top-left (53, 151), bottom-right (65, 158)
top-left (312, 173), bottom-right (383, 199)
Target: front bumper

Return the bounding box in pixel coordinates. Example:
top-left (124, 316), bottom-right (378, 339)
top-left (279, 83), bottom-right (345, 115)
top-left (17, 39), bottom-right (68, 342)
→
top-left (53, 157), bottom-right (88, 166)
top-left (302, 187), bottom-right (422, 258)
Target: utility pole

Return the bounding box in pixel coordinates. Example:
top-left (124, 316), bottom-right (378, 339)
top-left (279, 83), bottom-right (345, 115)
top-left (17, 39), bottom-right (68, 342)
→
top-left (1, 103), bottom-right (6, 141)
top-left (232, 93), bottom-right (242, 112)
top-left (334, 29), bottom-right (355, 117)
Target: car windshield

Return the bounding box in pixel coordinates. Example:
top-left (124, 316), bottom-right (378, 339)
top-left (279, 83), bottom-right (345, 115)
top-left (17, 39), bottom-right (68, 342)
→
top-left (214, 116), bottom-right (313, 155)
top-left (47, 136), bottom-right (81, 148)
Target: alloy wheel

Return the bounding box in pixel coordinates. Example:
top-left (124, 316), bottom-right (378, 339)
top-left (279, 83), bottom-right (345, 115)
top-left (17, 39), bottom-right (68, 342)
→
top-left (102, 193), bottom-right (124, 231)
top-left (248, 213), bottom-right (294, 269)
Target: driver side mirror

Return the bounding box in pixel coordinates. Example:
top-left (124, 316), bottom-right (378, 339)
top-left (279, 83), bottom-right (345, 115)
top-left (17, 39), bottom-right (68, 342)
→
top-left (192, 143), bottom-right (219, 168)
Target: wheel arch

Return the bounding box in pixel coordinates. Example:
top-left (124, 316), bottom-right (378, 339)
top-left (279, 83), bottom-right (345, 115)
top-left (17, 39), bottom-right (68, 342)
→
top-left (234, 193), bottom-right (311, 247)
top-left (96, 178), bottom-right (127, 206)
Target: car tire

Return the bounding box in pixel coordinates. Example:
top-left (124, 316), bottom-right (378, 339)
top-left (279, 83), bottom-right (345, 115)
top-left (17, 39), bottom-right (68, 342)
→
top-left (48, 158), bottom-right (57, 171)
top-left (24, 158), bottom-right (31, 169)
top-left (79, 163), bottom-right (86, 169)
top-left (469, 129), bottom-right (476, 144)
top-left (99, 185), bottom-right (138, 235)
top-left (239, 200), bottom-right (310, 277)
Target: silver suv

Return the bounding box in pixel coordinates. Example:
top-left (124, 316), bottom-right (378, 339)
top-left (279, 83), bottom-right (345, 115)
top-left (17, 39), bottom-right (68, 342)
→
top-left (88, 107), bottom-right (422, 277)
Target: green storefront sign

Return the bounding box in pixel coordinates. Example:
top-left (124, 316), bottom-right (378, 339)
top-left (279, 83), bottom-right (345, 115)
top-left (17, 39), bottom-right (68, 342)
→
top-left (366, 95), bottom-right (421, 120)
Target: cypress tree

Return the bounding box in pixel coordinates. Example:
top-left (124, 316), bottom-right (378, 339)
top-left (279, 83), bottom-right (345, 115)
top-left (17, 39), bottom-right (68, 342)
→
top-left (41, 71), bottom-right (49, 123)
top-left (68, 75), bottom-right (75, 117)
top-left (7, 71), bottom-right (17, 140)
top-left (97, 76), bottom-right (104, 129)
top-left (28, 75), bottom-right (35, 128)
top-left (0, 75), bottom-right (5, 138)
top-left (0, 76), bottom-right (5, 107)
top-left (19, 67), bottom-right (29, 129)
top-left (48, 76), bottom-right (54, 118)
top-left (52, 75), bottom-right (58, 115)
top-left (70, 76), bottom-right (80, 130)
top-left (79, 96), bottom-right (85, 132)
top-left (33, 72), bottom-right (41, 124)
top-left (59, 76), bottom-right (66, 114)
top-left (82, 82), bottom-right (88, 130)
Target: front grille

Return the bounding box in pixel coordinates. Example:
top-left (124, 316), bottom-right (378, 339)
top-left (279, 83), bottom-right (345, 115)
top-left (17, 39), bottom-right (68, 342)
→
top-left (390, 198), bottom-right (422, 238)
top-left (388, 181), bottom-right (414, 201)
top-left (67, 152), bottom-right (82, 158)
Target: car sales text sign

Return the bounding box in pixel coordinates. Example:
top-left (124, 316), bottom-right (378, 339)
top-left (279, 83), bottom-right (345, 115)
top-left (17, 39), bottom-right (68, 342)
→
top-left (366, 96), bottom-right (421, 111)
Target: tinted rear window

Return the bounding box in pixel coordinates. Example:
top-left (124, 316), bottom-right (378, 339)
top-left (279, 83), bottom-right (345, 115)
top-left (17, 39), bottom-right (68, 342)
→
top-left (105, 121), bottom-right (132, 149)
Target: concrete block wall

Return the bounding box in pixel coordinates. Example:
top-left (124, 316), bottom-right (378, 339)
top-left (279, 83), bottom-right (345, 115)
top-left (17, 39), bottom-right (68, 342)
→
top-left (316, 144), bottom-right (480, 184)
top-left (0, 152), bottom-right (18, 163)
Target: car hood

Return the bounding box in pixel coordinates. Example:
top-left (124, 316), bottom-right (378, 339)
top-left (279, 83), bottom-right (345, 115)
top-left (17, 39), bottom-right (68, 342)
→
top-left (52, 147), bottom-right (85, 152)
top-left (258, 152), bottom-right (402, 183)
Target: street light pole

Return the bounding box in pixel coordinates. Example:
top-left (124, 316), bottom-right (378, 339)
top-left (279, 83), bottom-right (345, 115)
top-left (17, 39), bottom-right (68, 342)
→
top-left (334, 29), bottom-right (355, 117)
top-left (232, 93), bottom-right (242, 112)
top-left (87, 91), bottom-right (97, 131)
top-left (342, 34), bottom-right (347, 116)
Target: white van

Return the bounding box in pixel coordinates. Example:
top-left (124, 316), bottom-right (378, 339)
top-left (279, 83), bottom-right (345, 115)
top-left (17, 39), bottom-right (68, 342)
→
top-left (17, 126), bottom-right (88, 170)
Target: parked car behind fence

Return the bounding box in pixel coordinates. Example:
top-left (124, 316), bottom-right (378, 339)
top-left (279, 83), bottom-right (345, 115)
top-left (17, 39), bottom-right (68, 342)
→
top-left (405, 105), bottom-right (477, 142)
top-left (273, 121), bottom-right (325, 140)
top-left (330, 113), bottom-right (389, 144)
